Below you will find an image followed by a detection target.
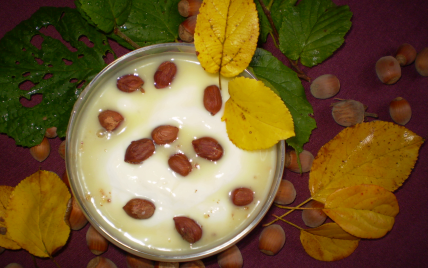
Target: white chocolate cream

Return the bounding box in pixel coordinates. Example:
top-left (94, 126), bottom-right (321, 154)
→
top-left (70, 51), bottom-right (278, 256)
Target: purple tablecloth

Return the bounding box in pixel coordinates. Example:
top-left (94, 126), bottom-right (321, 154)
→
top-left (1, 0), bottom-right (427, 267)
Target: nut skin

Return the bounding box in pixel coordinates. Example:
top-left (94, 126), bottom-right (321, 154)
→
top-left (98, 110), bottom-right (124, 131)
top-left (192, 137), bottom-right (223, 161)
top-left (231, 187), bottom-right (254, 206)
top-left (203, 85), bottom-right (222, 115)
top-left (123, 198), bottom-right (155, 219)
top-left (58, 139), bottom-right (66, 159)
top-left (389, 97), bottom-right (412, 125)
top-left (151, 125), bottom-right (179, 145)
top-left (168, 154), bottom-right (192, 176)
top-left (124, 138), bottom-right (155, 164)
top-left (179, 15), bottom-right (197, 43)
top-left (285, 150), bottom-right (314, 173)
top-left (125, 253), bottom-right (155, 268)
top-left (178, 0), bottom-right (202, 17)
top-left (274, 180), bottom-right (296, 205)
top-left (173, 216), bottom-right (202, 243)
top-left (331, 99), bottom-right (378, 127)
top-left (302, 200), bottom-right (327, 228)
top-left (87, 256), bottom-right (117, 268)
top-left (310, 74), bottom-right (340, 99)
top-left (259, 224), bottom-right (286, 256)
top-left (117, 74), bottom-right (145, 93)
top-left (180, 260), bottom-right (205, 268)
top-left (65, 197), bottom-right (88, 230)
top-left (154, 61), bottom-right (177, 89)
top-left (45, 126), bottom-right (57, 138)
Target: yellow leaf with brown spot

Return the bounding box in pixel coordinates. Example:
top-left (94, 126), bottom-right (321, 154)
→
top-left (309, 121), bottom-right (424, 203)
top-left (221, 77), bottom-right (294, 150)
top-left (323, 185), bottom-right (399, 239)
top-left (0, 186), bottom-right (20, 250)
top-left (300, 223), bottom-right (359, 261)
top-left (194, 0), bottom-right (259, 77)
top-left (6, 170), bottom-right (71, 257)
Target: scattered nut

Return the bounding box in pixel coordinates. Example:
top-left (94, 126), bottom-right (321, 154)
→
top-left (173, 216), bottom-right (202, 243)
top-left (310, 74), bottom-right (340, 99)
top-left (58, 139), bottom-right (66, 159)
top-left (415, 47), bottom-right (428, 76)
top-left (155, 262), bottom-right (179, 268)
top-left (179, 15), bottom-right (197, 43)
top-left (98, 110), bottom-right (124, 131)
top-left (65, 196), bottom-right (88, 230)
top-left (192, 137), bottom-right (223, 161)
top-left (30, 136), bottom-right (50, 162)
top-left (259, 224), bottom-right (286, 256)
top-left (302, 200), bottom-right (327, 228)
top-left (203, 85), bottom-right (222, 115)
top-left (180, 260), bottom-right (205, 268)
top-left (178, 0), bottom-right (202, 17)
top-left (123, 198), bottom-right (155, 219)
top-left (231, 187), bottom-right (254, 206)
top-left (332, 99), bottom-right (378, 127)
top-left (395, 43), bottom-right (417, 66)
top-left (62, 171), bottom-right (70, 189)
top-left (285, 149), bottom-right (314, 173)
top-left (389, 97), bottom-right (412, 125)
top-left (217, 245), bottom-right (243, 268)
top-left (274, 180), bottom-right (296, 205)
top-left (375, 56), bottom-right (401, 84)
top-left (117, 74), bottom-right (145, 93)
top-left (86, 224), bottom-right (109, 255)
top-left (124, 138), bottom-right (155, 164)
top-left (87, 256), bottom-right (117, 268)
top-left (4, 264), bottom-right (24, 268)
top-left (151, 125), bottom-right (179, 145)
top-left (45, 126), bottom-right (57, 138)
top-left (154, 61), bottom-right (177, 89)
top-left (168, 154), bottom-right (192, 176)
top-left (125, 253), bottom-right (155, 268)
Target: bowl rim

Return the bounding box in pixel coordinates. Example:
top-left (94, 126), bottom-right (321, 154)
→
top-left (65, 42), bottom-right (285, 262)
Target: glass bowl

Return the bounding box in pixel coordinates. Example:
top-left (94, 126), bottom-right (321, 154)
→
top-left (66, 43), bottom-right (285, 262)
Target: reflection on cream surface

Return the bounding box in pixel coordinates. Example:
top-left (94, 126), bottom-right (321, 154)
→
top-left (74, 52), bottom-right (277, 255)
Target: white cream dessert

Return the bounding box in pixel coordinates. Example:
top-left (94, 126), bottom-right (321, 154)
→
top-left (72, 51), bottom-right (278, 256)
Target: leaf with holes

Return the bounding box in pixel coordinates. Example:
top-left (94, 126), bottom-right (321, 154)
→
top-left (0, 7), bottom-right (112, 147)
top-left (249, 48), bottom-right (316, 154)
top-left (194, 0), bottom-right (259, 77)
top-left (277, 0), bottom-right (352, 67)
top-left (6, 170), bottom-right (71, 257)
top-left (75, 0), bottom-right (132, 33)
top-left (102, 0), bottom-right (184, 49)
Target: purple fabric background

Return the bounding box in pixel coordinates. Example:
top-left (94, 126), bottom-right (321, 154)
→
top-left (1, 0), bottom-right (427, 267)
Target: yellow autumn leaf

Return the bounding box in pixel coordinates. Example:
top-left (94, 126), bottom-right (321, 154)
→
top-left (0, 186), bottom-right (20, 250)
top-left (194, 0), bottom-right (259, 77)
top-left (6, 170), bottom-right (71, 257)
top-left (323, 184), bottom-right (399, 239)
top-left (309, 121), bottom-right (424, 203)
top-left (300, 223), bottom-right (359, 261)
top-left (221, 77), bottom-right (295, 150)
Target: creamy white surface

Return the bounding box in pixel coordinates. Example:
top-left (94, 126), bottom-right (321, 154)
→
top-left (74, 52), bottom-right (277, 255)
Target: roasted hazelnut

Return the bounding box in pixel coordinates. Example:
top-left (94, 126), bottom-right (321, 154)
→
top-left (173, 216), bottom-right (202, 243)
top-left (117, 74), bottom-right (144, 93)
top-left (203, 85), bottom-right (222, 115)
top-left (192, 137), bottom-right (223, 161)
top-left (231, 187), bottom-right (254, 206)
top-left (98, 110), bottom-right (124, 131)
top-left (123, 198), bottom-right (155, 219)
top-left (168, 154), bottom-right (192, 176)
top-left (151, 125), bottom-right (179, 145)
top-left (154, 61), bottom-right (177, 89)
top-left (124, 138), bottom-right (155, 164)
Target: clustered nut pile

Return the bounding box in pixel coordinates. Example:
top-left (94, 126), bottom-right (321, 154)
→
top-left (95, 59), bottom-right (257, 246)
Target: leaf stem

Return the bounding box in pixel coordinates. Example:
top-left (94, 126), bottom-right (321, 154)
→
top-left (257, 0), bottom-right (311, 82)
top-left (275, 205), bottom-right (323, 210)
top-left (263, 197), bottom-right (312, 226)
top-left (114, 28), bottom-right (141, 49)
top-left (273, 215), bottom-right (303, 230)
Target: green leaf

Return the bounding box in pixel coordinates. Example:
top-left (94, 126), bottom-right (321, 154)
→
top-left (108, 0), bottom-right (184, 47)
top-left (256, 0), bottom-right (298, 43)
top-left (76, 0), bottom-right (132, 33)
top-left (0, 7), bottom-right (112, 147)
top-left (278, 0), bottom-right (352, 67)
top-left (249, 48), bottom-right (316, 153)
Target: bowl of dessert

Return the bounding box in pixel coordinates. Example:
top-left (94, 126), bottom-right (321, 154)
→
top-left (66, 42), bottom-right (285, 261)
